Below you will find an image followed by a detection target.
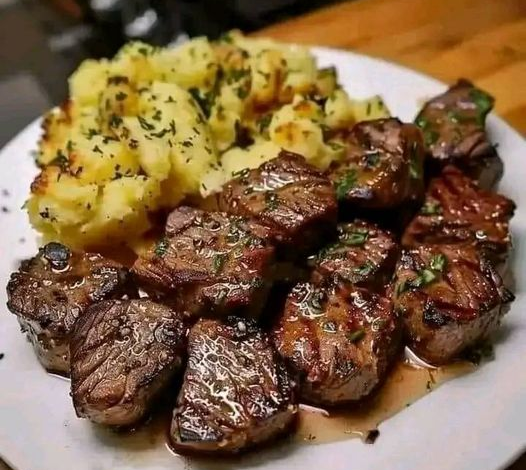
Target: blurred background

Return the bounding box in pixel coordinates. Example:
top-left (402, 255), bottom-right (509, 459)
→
top-left (0, 0), bottom-right (343, 146)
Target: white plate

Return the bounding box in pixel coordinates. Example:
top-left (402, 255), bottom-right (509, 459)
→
top-left (0, 47), bottom-right (525, 470)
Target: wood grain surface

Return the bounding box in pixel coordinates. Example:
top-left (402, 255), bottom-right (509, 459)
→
top-left (257, 0), bottom-right (526, 135)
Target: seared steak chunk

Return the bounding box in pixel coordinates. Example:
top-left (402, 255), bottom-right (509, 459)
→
top-left (170, 316), bottom-right (297, 454)
top-left (402, 166), bottom-right (514, 264)
top-left (6, 242), bottom-right (133, 375)
top-left (70, 299), bottom-right (186, 426)
top-left (393, 244), bottom-right (513, 365)
top-left (212, 150), bottom-right (337, 256)
top-left (273, 282), bottom-right (400, 405)
top-left (327, 118), bottom-right (425, 210)
top-left (132, 207), bottom-right (275, 319)
top-left (415, 79), bottom-right (501, 188)
top-left (310, 220), bottom-right (398, 293)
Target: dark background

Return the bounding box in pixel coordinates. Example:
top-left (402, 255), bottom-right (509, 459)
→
top-left (0, 0), bottom-right (341, 147)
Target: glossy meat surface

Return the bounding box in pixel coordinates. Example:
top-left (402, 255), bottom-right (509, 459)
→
top-left (132, 207), bottom-right (275, 319)
top-left (402, 166), bottom-right (515, 263)
top-left (393, 244), bottom-right (513, 365)
top-left (273, 282), bottom-right (400, 404)
top-left (310, 220), bottom-right (398, 293)
top-left (213, 150), bottom-right (338, 256)
top-left (415, 79), bottom-right (501, 188)
top-left (70, 299), bottom-right (187, 426)
top-left (171, 316), bottom-right (297, 454)
top-left (327, 118), bottom-right (425, 209)
top-left (6, 242), bottom-right (134, 374)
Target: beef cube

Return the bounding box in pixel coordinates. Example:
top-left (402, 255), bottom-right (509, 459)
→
top-left (6, 242), bottom-right (134, 375)
top-left (170, 316), bottom-right (297, 454)
top-left (327, 118), bottom-right (425, 211)
top-left (415, 79), bottom-right (501, 188)
top-left (212, 150), bottom-right (337, 256)
top-left (402, 166), bottom-right (515, 264)
top-left (273, 282), bottom-right (401, 405)
top-left (70, 299), bottom-right (187, 426)
top-left (132, 207), bottom-right (275, 319)
top-left (392, 243), bottom-right (514, 365)
top-left (310, 220), bottom-right (398, 293)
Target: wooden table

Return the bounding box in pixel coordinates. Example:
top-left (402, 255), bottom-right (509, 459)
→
top-left (257, 0), bottom-right (526, 135)
top-left (259, 1), bottom-right (525, 468)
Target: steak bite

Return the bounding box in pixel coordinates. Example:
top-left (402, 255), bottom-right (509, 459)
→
top-left (402, 165), bottom-right (515, 264)
top-left (132, 207), bottom-right (275, 319)
top-left (327, 118), bottom-right (425, 210)
top-left (70, 299), bottom-right (186, 426)
top-left (393, 243), bottom-right (513, 365)
top-left (6, 242), bottom-right (134, 375)
top-left (310, 220), bottom-right (398, 293)
top-left (170, 316), bottom-right (297, 454)
top-left (415, 79), bottom-right (501, 188)
top-left (273, 282), bottom-right (401, 405)
top-left (212, 150), bottom-right (338, 256)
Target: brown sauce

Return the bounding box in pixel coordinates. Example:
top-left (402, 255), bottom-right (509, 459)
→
top-left (77, 356), bottom-right (475, 463)
top-left (294, 357), bottom-right (475, 444)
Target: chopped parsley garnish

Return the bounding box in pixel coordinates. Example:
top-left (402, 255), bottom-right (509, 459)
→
top-left (154, 238), bottom-right (168, 257)
top-left (115, 91), bottom-right (127, 101)
top-left (396, 253), bottom-right (447, 296)
top-left (429, 253), bottom-right (447, 272)
top-left (341, 228), bottom-right (369, 246)
top-left (347, 328), bottom-right (365, 343)
top-left (265, 192), bottom-right (279, 210)
top-left (257, 114), bottom-right (272, 133)
top-left (335, 169), bottom-right (357, 200)
top-left (92, 145), bottom-right (103, 154)
top-left (409, 141), bottom-right (421, 179)
top-left (354, 261), bottom-right (375, 277)
top-left (49, 150), bottom-right (69, 171)
top-left (138, 116), bottom-right (155, 131)
top-left (420, 200), bottom-right (442, 215)
top-left (415, 115), bottom-right (439, 146)
top-left (232, 168), bottom-right (250, 179)
top-left (212, 253), bottom-right (227, 273)
top-left (365, 151), bottom-right (380, 168)
top-left (469, 88), bottom-right (493, 117)
top-left (109, 114), bottom-right (123, 128)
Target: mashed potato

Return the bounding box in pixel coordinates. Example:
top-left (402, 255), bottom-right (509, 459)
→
top-left (28, 31), bottom-right (390, 248)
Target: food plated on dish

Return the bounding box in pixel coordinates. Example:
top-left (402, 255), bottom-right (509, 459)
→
top-left (2, 32), bottom-right (518, 462)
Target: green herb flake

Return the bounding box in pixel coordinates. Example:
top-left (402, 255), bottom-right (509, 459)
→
top-left (469, 88), bottom-right (494, 116)
top-left (409, 142), bottom-right (421, 179)
top-left (265, 192), bottom-right (279, 210)
top-left (430, 253), bottom-right (447, 272)
top-left (342, 228), bottom-right (369, 246)
top-left (354, 261), bottom-right (375, 277)
top-left (115, 91), bottom-right (127, 101)
top-left (347, 329), bottom-right (365, 343)
top-left (212, 253), bottom-right (227, 273)
top-left (138, 116), bottom-right (155, 131)
top-left (154, 238), bottom-right (169, 257)
top-left (420, 201), bottom-right (442, 215)
top-left (335, 169), bottom-right (357, 200)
